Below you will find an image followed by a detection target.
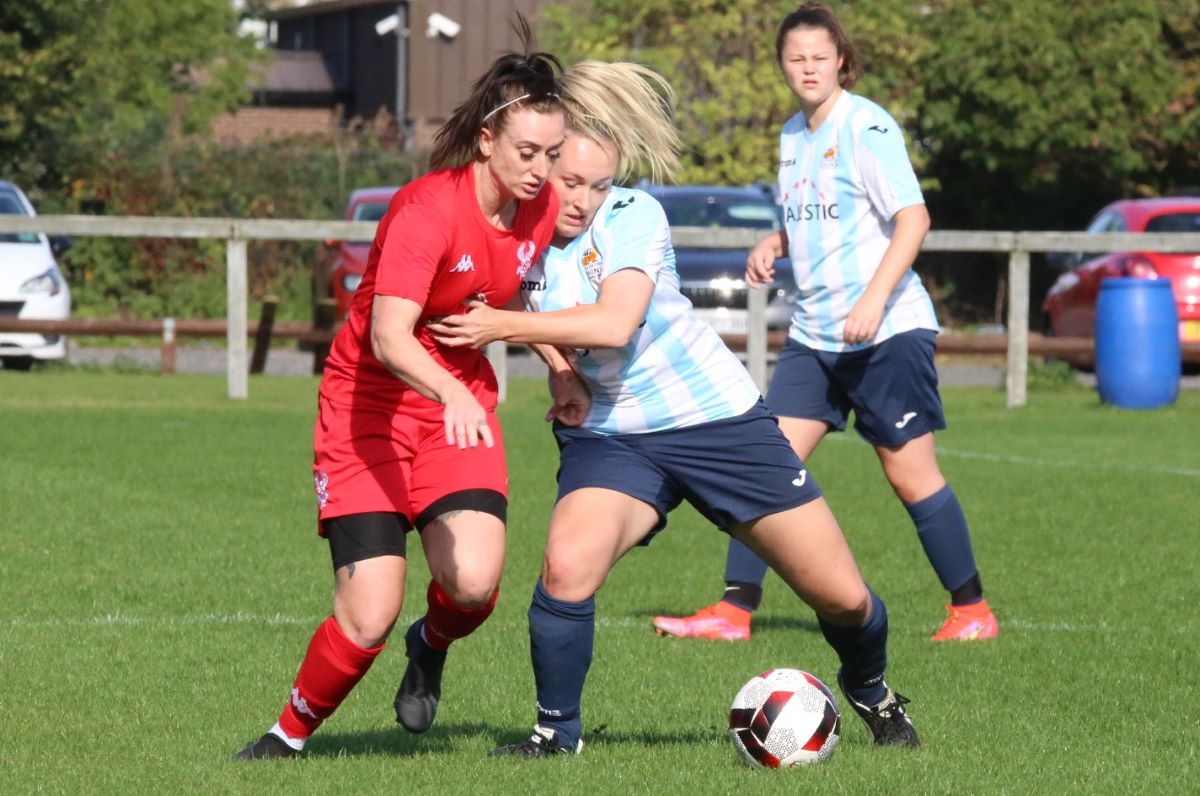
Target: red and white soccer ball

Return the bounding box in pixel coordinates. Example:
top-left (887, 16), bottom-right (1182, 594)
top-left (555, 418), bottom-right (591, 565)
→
top-left (728, 668), bottom-right (841, 768)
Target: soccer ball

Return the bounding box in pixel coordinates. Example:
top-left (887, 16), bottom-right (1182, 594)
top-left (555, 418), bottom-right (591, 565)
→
top-left (728, 668), bottom-right (841, 768)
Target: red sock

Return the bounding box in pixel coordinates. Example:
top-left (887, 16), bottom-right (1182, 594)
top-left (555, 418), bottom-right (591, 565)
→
top-left (277, 616), bottom-right (384, 739)
top-left (420, 580), bottom-right (498, 651)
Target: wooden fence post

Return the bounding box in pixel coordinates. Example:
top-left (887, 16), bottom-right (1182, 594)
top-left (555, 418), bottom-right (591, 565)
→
top-left (226, 237), bottom-right (248, 399)
top-left (250, 296), bottom-right (278, 375)
top-left (1006, 249), bottom-right (1030, 408)
top-left (161, 317), bottom-right (176, 375)
top-left (312, 298), bottom-right (337, 375)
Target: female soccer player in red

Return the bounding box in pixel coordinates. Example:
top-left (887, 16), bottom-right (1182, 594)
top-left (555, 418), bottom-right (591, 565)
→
top-left (234, 38), bottom-right (572, 760)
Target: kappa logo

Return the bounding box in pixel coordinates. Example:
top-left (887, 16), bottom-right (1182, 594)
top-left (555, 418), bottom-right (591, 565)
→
top-left (451, 254), bottom-right (475, 273)
top-left (515, 240), bottom-right (537, 278)
top-left (291, 687), bottom-right (317, 719)
top-left (895, 411), bottom-right (918, 429)
top-left (792, 469), bottom-right (808, 487)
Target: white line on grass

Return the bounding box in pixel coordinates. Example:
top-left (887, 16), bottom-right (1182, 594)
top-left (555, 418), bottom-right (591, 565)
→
top-left (823, 434), bottom-right (1200, 478)
top-left (4, 613), bottom-right (1189, 635)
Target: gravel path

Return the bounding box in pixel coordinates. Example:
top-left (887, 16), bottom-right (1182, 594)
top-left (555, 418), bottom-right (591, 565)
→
top-left (49, 341), bottom-right (1199, 390)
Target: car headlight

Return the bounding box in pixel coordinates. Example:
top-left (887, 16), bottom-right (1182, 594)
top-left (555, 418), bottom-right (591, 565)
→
top-left (20, 268), bottom-right (62, 296)
top-left (342, 273), bottom-right (364, 292)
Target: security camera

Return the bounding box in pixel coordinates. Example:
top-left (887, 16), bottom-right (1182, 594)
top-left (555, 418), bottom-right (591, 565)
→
top-left (426, 12), bottom-right (460, 39)
top-left (374, 13), bottom-right (400, 37)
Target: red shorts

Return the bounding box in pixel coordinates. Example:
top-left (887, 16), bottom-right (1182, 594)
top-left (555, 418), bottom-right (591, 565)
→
top-left (312, 393), bottom-right (507, 530)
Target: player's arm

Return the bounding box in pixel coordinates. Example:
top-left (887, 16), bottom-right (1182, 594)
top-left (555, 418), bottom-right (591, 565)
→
top-left (843, 116), bottom-right (930, 344)
top-left (746, 230), bottom-right (789, 288)
top-left (429, 270), bottom-right (652, 350)
top-left (370, 295), bottom-right (493, 448)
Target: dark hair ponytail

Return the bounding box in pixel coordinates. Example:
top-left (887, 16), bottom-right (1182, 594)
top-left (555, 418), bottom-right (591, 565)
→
top-left (776, 2), bottom-right (860, 89)
top-left (430, 16), bottom-right (563, 168)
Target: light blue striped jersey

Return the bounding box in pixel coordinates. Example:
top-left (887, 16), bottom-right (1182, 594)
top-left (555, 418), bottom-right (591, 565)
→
top-left (778, 91), bottom-right (938, 352)
top-left (521, 186), bottom-right (759, 435)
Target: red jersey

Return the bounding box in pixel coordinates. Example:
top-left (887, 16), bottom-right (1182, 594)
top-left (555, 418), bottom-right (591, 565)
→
top-left (320, 164), bottom-right (558, 413)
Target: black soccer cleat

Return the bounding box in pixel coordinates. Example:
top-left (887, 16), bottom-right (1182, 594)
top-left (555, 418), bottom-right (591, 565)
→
top-left (232, 733), bottom-right (299, 761)
top-left (394, 619), bottom-right (447, 733)
top-left (490, 725), bottom-right (583, 758)
top-left (837, 671), bottom-right (921, 748)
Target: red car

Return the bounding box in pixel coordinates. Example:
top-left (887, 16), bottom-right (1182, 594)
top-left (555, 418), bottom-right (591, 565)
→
top-left (1043, 197), bottom-right (1200, 343)
top-left (325, 186), bottom-right (399, 320)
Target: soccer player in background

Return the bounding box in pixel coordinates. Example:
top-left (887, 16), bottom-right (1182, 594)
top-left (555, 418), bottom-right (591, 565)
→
top-left (429, 59), bottom-right (922, 755)
top-left (233, 33), bottom-right (572, 759)
top-left (652, 2), bottom-right (999, 644)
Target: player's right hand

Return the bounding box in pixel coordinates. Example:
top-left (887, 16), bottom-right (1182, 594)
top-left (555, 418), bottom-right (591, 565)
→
top-left (746, 234), bottom-right (781, 288)
top-left (439, 381), bottom-right (493, 449)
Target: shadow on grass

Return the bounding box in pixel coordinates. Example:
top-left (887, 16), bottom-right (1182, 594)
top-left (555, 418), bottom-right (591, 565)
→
top-left (304, 720), bottom-right (721, 759)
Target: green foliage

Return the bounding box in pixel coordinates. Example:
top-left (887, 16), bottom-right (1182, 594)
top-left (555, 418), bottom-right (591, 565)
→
top-left (917, 0), bottom-right (1200, 229)
top-left (58, 130), bottom-right (418, 321)
top-left (1026, 358), bottom-right (1085, 393)
top-left (1, 0), bottom-right (260, 190)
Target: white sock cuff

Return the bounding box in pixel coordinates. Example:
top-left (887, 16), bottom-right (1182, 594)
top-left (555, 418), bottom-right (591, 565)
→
top-left (269, 721), bottom-right (307, 751)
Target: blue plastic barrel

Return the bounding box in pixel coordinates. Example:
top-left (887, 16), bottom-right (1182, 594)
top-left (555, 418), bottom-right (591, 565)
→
top-left (1095, 278), bottom-right (1180, 409)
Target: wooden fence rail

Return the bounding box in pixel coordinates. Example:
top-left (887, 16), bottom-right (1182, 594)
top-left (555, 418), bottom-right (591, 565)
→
top-left (3, 213), bottom-right (1199, 403)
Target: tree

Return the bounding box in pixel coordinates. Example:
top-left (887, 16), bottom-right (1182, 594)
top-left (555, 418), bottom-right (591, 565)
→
top-left (540, 0), bottom-right (929, 186)
top-left (916, 0), bottom-right (1200, 230)
top-left (0, 0), bottom-right (259, 194)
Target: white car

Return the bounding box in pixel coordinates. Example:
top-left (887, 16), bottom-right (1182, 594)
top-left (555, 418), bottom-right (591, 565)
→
top-left (0, 181), bottom-right (71, 369)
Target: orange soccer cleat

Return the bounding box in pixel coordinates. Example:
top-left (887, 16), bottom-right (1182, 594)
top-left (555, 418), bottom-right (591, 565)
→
top-left (930, 599), bottom-right (999, 642)
top-left (652, 601), bottom-right (751, 641)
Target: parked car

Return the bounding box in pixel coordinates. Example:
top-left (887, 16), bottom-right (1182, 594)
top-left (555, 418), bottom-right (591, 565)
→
top-left (639, 182), bottom-right (797, 334)
top-left (1043, 197), bottom-right (1200, 344)
top-left (325, 186), bottom-right (400, 320)
top-left (0, 181), bottom-right (71, 369)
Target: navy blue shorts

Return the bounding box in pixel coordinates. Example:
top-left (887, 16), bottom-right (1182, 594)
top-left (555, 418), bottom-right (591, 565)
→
top-left (553, 400), bottom-right (823, 539)
top-left (766, 329), bottom-right (946, 447)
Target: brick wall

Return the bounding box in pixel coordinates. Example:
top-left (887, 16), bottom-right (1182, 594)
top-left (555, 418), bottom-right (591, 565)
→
top-left (211, 107), bottom-right (338, 144)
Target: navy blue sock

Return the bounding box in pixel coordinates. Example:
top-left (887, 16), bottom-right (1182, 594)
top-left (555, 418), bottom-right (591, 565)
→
top-left (528, 579), bottom-right (594, 749)
top-left (906, 484), bottom-right (981, 600)
top-left (724, 537), bottom-right (769, 590)
top-left (818, 588), bottom-right (888, 707)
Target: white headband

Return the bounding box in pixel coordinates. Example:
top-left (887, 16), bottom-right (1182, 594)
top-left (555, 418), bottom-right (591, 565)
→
top-left (481, 92), bottom-right (557, 123)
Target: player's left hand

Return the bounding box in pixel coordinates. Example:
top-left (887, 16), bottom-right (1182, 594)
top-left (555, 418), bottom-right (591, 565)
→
top-left (546, 369), bottom-right (591, 426)
top-left (843, 293), bottom-right (887, 345)
top-left (427, 301), bottom-right (504, 348)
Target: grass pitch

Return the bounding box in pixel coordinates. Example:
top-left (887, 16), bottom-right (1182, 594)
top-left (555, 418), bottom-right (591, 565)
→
top-left (1, 370), bottom-right (1196, 794)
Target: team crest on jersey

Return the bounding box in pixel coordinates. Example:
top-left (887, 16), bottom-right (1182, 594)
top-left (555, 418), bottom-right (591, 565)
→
top-left (515, 240), bottom-right (537, 278)
top-left (821, 145), bottom-right (838, 167)
top-left (581, 247), bottom-right (604, 284)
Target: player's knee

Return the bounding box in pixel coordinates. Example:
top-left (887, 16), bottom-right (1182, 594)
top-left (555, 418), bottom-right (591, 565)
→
top-left (541, 550), bottom-right (602, 602)
top-left (816, 588), bottom-right (871, 627)
top-left (337, 606), bottom-right (400, 648)
top-left (436, 572), bottom-right (501, 608)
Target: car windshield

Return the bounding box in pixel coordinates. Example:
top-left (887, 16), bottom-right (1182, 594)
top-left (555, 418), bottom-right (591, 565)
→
top-left (1145, 212), bottom-right (1200, 233)
top-left (660, 195), bottom-right (781, 230)
top-left (353, 202), bottom-right (390, 223)
top-left (0, 191), bottom-right (39, 244)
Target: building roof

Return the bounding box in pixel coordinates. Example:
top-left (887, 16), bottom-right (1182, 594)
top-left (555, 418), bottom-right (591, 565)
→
top-left (267, 0), bottom-right (398, 21)
top-left (254, 50), bottom-right (335, 94)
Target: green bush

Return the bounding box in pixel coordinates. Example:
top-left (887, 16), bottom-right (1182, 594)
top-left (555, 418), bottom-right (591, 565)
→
top-left (53, 131), bottom-right (419, 323)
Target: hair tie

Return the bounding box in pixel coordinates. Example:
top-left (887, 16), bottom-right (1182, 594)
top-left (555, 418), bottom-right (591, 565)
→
top-left (482, 92), bottom-right (560, 123)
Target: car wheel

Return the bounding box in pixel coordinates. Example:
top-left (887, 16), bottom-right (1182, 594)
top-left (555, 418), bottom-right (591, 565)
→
top-left (2, 356), bottom-right (35, 371)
